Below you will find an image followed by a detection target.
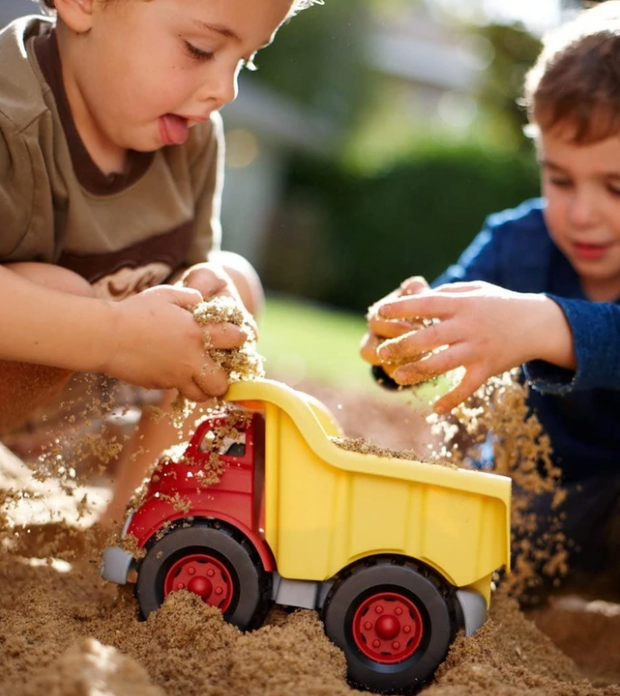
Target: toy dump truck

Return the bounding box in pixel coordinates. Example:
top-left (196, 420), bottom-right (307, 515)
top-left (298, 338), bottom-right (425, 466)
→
top-left (102, 378), bottom-right (511, 694)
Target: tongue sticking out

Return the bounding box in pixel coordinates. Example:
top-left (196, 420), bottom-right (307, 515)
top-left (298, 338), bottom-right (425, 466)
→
top-left (160, 114), bottom-right (189, 146)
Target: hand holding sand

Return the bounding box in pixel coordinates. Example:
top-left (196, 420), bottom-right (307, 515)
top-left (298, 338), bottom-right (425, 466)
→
top-left (360, 276), bottom-right (429, 377)
top-left (99, 288), bottom-right (263, 526)
top-left (179, 262), bottom-right (263, 385)
top-left (101, 285), bottom-right (248, 401)
top-left (377, 280), bottom-right (576, 413)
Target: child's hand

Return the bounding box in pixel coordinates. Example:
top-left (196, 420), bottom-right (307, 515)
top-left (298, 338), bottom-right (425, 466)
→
top-left (360, 276), bottom-right (429, 376)
top-left (102, 285), bottom-right (248, 401)
top-left (179, 262), bottom-right (258, 336)
top-left (376, 281), bottom-right (576, 414)
top-left (179, 263), bottom-right (238, 300)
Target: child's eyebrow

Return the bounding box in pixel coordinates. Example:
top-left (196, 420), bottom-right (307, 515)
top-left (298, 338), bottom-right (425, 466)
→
top-left (540, 157), bottom-right (620, 179)
top-left (191, 20), bottom-right (272, 49)
top-left (538, 158), bottom-right (565, 171)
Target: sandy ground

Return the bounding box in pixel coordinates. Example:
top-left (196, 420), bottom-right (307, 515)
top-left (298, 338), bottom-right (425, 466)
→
top-left (0, 382), bottom-right (618, 696)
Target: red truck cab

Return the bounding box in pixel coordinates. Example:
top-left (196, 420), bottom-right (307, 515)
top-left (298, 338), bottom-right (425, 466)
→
top-left (127, 410), bottom-right (273, 574)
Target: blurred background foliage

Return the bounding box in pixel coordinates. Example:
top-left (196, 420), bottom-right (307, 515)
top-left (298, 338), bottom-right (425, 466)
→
top-left (233, 0), bottom-right (545, 312)
top-left (261, 145), bottom-right (538, 313)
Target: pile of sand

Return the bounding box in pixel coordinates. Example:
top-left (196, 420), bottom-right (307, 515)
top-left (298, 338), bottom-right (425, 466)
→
top-left (0, 478), bottom-right (618, 695)
top-left (1, 540), bottom-right (616, 696)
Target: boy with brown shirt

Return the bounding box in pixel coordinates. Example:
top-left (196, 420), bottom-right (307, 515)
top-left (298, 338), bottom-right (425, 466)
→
top-left (0, 0), bottom-right (310, 521)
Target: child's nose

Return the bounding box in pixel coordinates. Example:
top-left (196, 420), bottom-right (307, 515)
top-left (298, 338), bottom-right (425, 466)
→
top-left (569, 193), bottom-right (597, 227)
top-left (200, 67), bottom-right (239, 109)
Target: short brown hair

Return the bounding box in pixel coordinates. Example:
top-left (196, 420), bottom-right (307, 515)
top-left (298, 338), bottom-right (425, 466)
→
top-left (524, 1), bottom-right (620, 144)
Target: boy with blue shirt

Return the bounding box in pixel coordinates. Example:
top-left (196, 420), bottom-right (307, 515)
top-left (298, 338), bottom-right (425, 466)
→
top-left (362, 2), bottom-right (620, 579)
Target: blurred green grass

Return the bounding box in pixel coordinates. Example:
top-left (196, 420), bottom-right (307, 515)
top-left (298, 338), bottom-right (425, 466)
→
top-left (258, 294), bottom-right (457, 405)
top-left (258, 294), bottom-right (372, 390)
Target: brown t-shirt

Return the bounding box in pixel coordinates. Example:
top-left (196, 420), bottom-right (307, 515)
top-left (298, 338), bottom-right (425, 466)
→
top-left (0, 16), bottom-right (223, 300)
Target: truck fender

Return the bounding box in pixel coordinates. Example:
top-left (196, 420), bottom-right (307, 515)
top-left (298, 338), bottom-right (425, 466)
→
top-left (101, 546), bottom-right (135, 585)
top-left (127, 500), bottom-right (276, 573)
top-left (455, 588), bottom-right (487, 636)
top-left (100, 513), bottom-right (136, 585)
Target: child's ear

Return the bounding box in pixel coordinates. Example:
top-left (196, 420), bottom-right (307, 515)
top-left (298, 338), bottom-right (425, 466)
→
top-left (54, 0), bottom-right (95, 33)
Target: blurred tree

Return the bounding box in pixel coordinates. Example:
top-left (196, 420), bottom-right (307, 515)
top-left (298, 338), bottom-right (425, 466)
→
top-left (249, 0), bottom-right (374, 134)
top-left (262, 144), bottom-right (540, 312)
top-left (473, 23), bottom-right (542, 152)
top-left (247, 1), bottom-right (546, 311)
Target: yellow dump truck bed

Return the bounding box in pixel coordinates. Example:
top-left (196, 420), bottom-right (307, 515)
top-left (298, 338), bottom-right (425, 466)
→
top-left (226, 379), bottom-right (511, 601)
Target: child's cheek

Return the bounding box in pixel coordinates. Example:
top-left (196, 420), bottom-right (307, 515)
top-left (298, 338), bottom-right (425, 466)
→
top-left (542, 195), bottom-right (566, 242)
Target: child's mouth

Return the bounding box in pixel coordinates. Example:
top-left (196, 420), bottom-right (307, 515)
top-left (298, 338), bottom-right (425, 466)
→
top-left (573, 241), bottom-right (612, 261)
top-left (159, 114), bottom-right (189, 146)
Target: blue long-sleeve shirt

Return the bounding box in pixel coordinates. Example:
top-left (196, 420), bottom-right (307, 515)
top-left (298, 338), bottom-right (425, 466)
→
top-left (434, 198), bottom-right (620, 482)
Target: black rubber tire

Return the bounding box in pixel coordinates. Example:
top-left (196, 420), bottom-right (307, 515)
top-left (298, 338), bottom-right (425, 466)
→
top-left (135, 522), bottom-right (271, 630)
top-left (322, 559), bottom-right (454, 694)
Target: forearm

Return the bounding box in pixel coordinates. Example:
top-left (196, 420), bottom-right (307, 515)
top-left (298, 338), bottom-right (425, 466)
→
top-left (0, 266), bottom-right (115, 372)
top-left (1, 261), bottom-right (248, 399)
top-left (525, 296), bottom-right (620, 393)
top-left (525, 294), bottom-right (576, 370)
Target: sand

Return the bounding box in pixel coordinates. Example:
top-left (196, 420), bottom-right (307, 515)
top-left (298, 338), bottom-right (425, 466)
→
top-left (0, 381), bottom-right (618, 696)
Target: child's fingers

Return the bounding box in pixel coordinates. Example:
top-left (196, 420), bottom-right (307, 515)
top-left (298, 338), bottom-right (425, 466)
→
top-left (182, 265), bottom-right (232, 300)
top-left (367, 313), bottom-right (418, 338)
top-left (178, 380), bottom-right (213, 403)
top-left (193, 359), bottom-right (229, 397)
top-left (377, 321), bottom-right (456, 363)
top-left (433, 281), bottom-right (485, 294)
top-left (399, 276), bottom-right (429, 295)
top-left (392, 344), bottom-right (465, 386)
top-left (378, 293), bottom-right (449, 321)
top-left (360, 332), bottom-right (383, 365)
top-left (157, 285), bottom-right (204, 308)
top-left (204, 322), bottom-right (248, 349)
top-left (432, 366), bottom-right (486, 415)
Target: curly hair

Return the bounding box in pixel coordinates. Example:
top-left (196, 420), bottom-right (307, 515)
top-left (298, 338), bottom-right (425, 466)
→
top-left (524, 1), bottom-right (620, 144)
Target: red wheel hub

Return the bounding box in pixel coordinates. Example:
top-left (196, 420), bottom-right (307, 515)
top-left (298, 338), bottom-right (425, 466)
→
top-left (164, 554), bottom-right (233, 613)
top-left (352, 591), bottom-right (424, 664)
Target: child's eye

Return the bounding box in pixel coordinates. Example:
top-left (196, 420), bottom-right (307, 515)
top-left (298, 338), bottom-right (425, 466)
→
top-left (184, 41), bottom-right (215, 62)
top-left (607, 185), bottom-right (620, 197)
top-left (549, 177), bottom-right (572, 188)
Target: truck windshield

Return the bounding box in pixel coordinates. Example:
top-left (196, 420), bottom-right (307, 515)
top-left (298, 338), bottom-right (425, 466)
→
top-left (218, 433), bottom-right (246, 457)
top-left (198, 429), bottom-right (247, 457)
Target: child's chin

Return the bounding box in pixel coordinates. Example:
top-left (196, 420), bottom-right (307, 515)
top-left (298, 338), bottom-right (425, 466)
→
top-left (129, 135), bottom-right (161, 153)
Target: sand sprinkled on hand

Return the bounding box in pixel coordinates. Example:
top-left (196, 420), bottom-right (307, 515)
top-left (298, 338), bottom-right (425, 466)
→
top-left (193, 296), bottom-right (265, 383)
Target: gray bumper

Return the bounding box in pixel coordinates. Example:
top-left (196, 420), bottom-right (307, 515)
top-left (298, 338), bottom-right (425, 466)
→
top-left (100, 513), bottom-right (136, 585)
top-left (456, 588), bottom-right (487, 636)
top-left (100, 545), bottom-right (135, 585)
